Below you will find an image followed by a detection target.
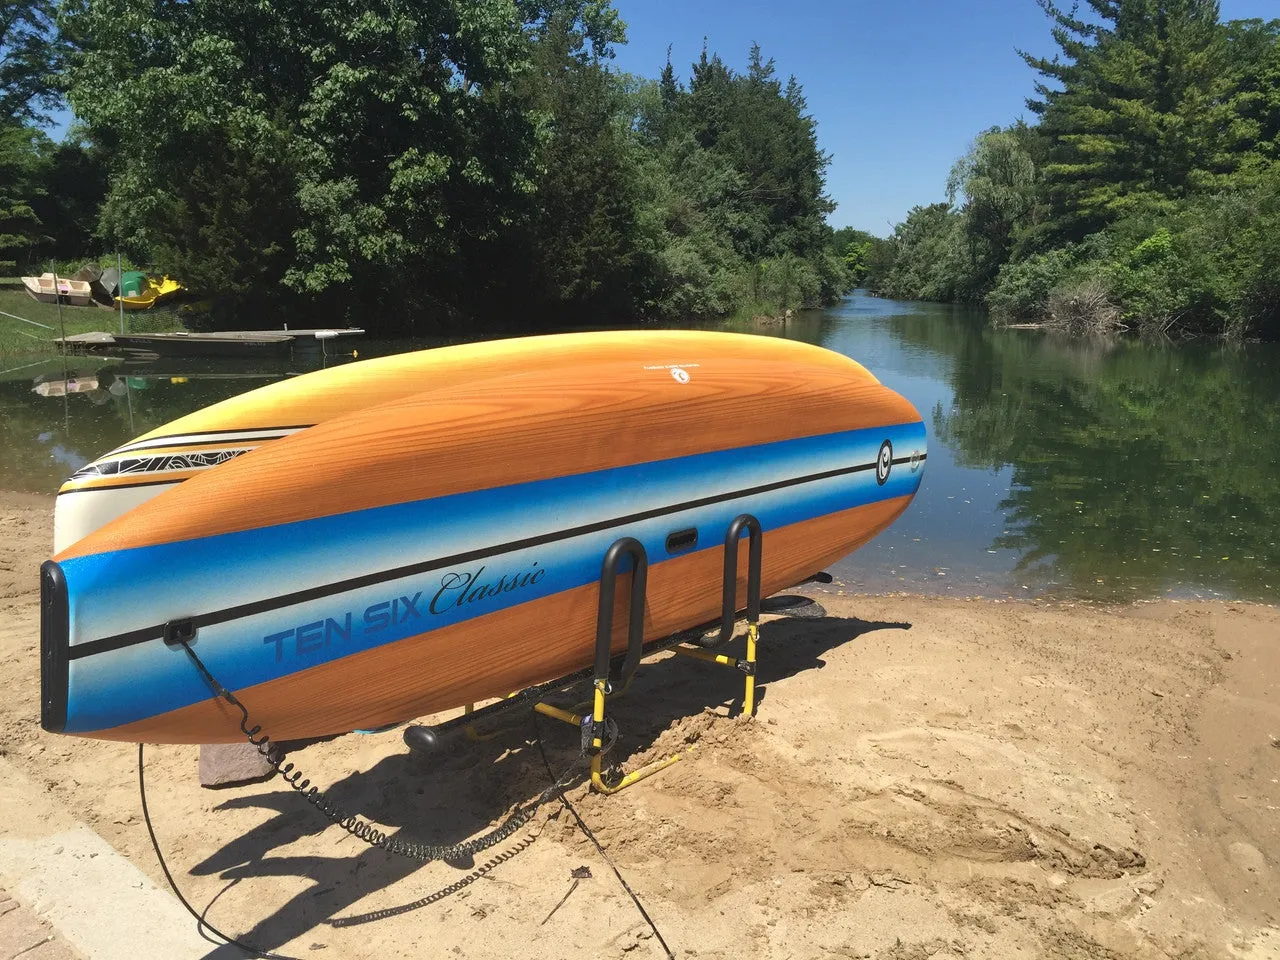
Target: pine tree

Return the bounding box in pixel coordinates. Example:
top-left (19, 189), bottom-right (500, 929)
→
top-left (517, 5), bottom-right (641, 320)
top-left (1209, 18), bottom-right (1280, 184)
top-left (1023, 0), bottom-right (1223, 240)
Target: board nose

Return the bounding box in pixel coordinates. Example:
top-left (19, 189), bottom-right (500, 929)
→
top-left (41, 560), bottom-right (69, 733)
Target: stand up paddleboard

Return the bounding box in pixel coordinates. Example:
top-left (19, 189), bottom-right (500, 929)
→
top-left (54, 331), bottom-right (864, 551)
top-left (41, 332), bottom-right (926, 744)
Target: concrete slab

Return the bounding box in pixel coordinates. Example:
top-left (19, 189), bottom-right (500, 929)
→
top-left (0, 758), bottom-right (213, 960)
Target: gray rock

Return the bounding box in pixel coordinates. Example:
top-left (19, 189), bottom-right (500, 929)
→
top-left (198, 742), bottom-right (276, 788)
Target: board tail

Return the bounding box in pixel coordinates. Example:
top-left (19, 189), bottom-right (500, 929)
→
top-left (41, 560), bottom-right (69, 734)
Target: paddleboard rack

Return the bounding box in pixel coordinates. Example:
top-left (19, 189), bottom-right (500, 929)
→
top-left (403, 514), bottom-right (766, 794)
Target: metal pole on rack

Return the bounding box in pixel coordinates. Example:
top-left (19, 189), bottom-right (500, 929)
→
top-left (117, 251), bottom-right (125, 334)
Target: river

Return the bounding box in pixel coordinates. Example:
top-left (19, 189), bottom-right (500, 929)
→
top-left (3, 290), bottom-right (1277, 601)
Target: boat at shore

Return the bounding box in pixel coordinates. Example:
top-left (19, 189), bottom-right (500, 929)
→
top-left (21, 274), bottom-right (94, 307)
top-left (88, 269), bottom-right (185, 311)
top-left (118, 274), bottom-right (184, 311)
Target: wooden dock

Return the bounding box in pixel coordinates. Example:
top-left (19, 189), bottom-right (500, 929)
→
top-left (56, 328), bottom-right (364, 359)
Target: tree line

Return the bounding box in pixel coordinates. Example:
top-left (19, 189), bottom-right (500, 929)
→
top-left (1, 0), bottom-right (854, 333)
top-left (865, 1), bottom-right (1280, 341)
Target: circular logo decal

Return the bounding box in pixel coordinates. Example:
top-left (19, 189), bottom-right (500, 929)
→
top-left (876, 440), bottom-right (893, 485)
top-left (670, 367), bottom-right (690, 384)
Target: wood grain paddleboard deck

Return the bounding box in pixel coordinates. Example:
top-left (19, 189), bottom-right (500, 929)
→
top-left (41, 332), bottom-right (927, 744)
top-left (53, 331), bottom-right (866, 551)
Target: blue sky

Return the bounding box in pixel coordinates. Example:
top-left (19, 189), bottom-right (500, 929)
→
top-left (609, 0), bottom-right (1278, 235)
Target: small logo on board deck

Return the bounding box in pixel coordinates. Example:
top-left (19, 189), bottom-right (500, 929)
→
top-left (643, 362), bottom-right (699, 382)
top-left (876, 440), bottom-right (893, 485)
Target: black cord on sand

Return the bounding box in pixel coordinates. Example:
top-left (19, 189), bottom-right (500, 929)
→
top-left (330, 828), bottom-right (542, 926)
top-left (532, 717), bottom-right (676, 960)
top-left (139, 743), bottom-right (297, 960)
top-left (141, 725), bottom-right (673, 958)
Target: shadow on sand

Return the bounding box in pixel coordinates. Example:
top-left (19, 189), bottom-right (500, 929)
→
top-left (191, 612), bottom-right (911, 957)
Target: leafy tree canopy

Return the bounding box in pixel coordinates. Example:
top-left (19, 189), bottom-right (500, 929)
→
top-left (49, 0), bottom-right (846, 328)
top-left (872, 0), bottom-right (1280, 341)
top-left (0, 0), bottom-right (65, 124)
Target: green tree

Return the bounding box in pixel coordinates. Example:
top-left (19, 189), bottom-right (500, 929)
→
top-left (65, 0), bottom-right (539, 318)
top-left (644, 43), bottom-right (841, 315)
top-left (24, 131), bottom-right (106, 263)
top-left (620, 43), bottom-right (844, 320)
top-left (513, 3), bottom-right (642, 322)
top-left (0, 121), bottom-right (47, 271)
top-left (60, 0), bottom-right (846, 328)
top-left (0, 0), bottom-right (71, 271)
top-left (0, 0), bottom-right (65, 124)
top-left (946, 125), bottom-right (1039, 283)
top-left (1208, 18), bottom-right (1280, 184)
top-left (880, 1), bottom-right (1280, 339)
top-left (829, 226), bottom-right (878, 287)
top-left (873, 203), bottom-right (977, 303)
top-left (1024, 0), bottom-right (1224, 240)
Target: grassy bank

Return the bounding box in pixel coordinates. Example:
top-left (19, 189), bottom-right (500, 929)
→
top-left (0, 280), bottom-right (184, 357)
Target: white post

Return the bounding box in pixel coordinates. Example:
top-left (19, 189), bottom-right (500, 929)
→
top-left (51, 262), bottom-right (68, 345)
top-left (117, 252), bottom-right (125, 335)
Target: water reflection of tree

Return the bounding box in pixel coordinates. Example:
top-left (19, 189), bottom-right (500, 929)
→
top-left (0, 365), bottom-right (271, 495)
top-left (891, 312), bottom-right (1280, 599)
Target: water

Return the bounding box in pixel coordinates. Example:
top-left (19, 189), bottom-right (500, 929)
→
top-left (815, 293), bottom-right (1280, 601)
top-left (3, 292), bottom-right (1277, 602)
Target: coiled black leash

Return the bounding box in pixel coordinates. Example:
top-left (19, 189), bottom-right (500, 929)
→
top-left (171, 632), bottom-right (591, 862)
top-left (140, 631), bottom-right (659, 957)
top-left (138, 633), bottom-right (605, 956)
top-left (328, 830), bottom-right (542, 926)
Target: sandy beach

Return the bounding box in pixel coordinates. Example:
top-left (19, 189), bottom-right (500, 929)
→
top-left (2, 489), bottom-right (1277, 959)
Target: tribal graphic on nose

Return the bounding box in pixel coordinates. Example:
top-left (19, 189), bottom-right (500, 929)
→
top-left (876, 440), bottom-right (893, 485)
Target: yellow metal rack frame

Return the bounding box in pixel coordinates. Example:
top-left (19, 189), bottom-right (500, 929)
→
top-left (405, 515), bottom-right (764, 795)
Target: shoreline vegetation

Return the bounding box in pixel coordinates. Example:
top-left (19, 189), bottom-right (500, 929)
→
top-left (3, 1), bottom-right (855, 340)
top-left (862, 2), bottom-right (1280, 343)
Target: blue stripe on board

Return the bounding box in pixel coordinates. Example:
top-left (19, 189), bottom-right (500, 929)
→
top-left (61, 422), bottom-right (926, 732)
top-left (62, 423), bottom-right (926, 641)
